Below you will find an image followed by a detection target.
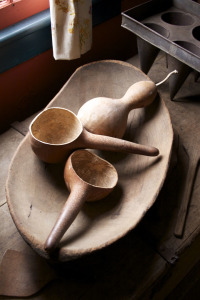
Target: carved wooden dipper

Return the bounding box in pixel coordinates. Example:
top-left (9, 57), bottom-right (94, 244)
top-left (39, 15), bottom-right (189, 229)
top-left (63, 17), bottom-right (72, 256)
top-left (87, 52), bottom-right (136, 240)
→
top-left (44, 149), bottom-right (118, 252)
top-left (29, 107), bottom-right (159, 164)
top-left (78, 71), bottom-right (178, 138)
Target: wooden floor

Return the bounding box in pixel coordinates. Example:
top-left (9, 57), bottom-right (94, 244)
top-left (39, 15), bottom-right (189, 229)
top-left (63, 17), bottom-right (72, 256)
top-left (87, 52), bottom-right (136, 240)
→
top-left (0, 52), bottom-right (200, 299)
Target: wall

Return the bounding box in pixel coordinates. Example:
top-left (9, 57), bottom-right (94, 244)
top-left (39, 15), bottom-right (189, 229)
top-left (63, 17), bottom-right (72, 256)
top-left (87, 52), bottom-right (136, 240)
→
top-left (0, 0), bottom-right (146, 133)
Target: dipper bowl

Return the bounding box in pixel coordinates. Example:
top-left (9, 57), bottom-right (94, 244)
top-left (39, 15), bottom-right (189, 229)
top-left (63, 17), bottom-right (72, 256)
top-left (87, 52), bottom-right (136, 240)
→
top-left (29, 107), bottom-right (159, 164)
top-left (44, 149), bottom-right (118, 252)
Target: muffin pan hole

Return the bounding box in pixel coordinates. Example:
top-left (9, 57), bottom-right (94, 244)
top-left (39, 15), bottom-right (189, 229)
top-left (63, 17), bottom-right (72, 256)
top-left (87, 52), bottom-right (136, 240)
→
top-left (144, 23), bottom-right (170, 38)
top-left (161, 12), bottom-right (194, 26)
top-left (121, 0), bottom-right (200, 96)
top-left (193, 26), bottom-right (200, 41)
top-left (174, 41), bottom-right (200, 56)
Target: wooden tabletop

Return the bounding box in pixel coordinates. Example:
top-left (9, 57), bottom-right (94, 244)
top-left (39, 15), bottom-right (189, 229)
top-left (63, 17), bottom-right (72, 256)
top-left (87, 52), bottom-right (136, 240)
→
top-left (0, 52), bottom-right (200, 299)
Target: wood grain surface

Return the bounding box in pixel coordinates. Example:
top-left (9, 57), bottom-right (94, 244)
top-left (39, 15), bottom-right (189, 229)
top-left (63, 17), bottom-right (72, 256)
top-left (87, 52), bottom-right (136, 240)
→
top-left (1, 53), bottom-right (200, 299)
top-left (6, 60), bottom-right (173, 261)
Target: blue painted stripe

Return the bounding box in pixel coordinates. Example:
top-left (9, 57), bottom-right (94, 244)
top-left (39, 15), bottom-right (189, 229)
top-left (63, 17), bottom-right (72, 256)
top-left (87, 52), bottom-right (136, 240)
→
top-left (0, 1), bottom-right (121, 74)
top-left (0, 9), bottom-right (51, 47)
top-left (0, 9), bottom-right (52, 73)
top-left (0, 26), bottom-right (52, 73)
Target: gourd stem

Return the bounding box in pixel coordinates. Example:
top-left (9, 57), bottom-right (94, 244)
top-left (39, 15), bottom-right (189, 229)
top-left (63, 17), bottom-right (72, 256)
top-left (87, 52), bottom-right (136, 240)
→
top-left (156, 70), bottom-right (178, 86)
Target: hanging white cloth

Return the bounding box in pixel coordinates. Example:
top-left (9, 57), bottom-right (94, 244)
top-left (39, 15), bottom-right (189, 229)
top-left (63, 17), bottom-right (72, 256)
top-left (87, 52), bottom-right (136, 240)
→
top-left (49, 0), bottom-right (92, 60)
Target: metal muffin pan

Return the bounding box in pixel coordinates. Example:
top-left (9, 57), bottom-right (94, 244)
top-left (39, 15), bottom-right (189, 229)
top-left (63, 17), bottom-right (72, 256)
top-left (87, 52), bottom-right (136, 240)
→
top-left (122, 0), bottom-right (200, 73)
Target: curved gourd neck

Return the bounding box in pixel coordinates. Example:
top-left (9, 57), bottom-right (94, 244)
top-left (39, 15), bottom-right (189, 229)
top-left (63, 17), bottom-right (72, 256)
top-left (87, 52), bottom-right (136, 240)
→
top-left (120, 70), bottom-right (178, 112)
top-left (120, 81), bottom-right (157, 111)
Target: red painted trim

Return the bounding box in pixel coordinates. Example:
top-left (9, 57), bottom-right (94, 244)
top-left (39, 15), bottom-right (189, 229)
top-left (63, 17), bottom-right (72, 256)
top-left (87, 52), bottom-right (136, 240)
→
top-left (0, 0), bottom-right (49, 30)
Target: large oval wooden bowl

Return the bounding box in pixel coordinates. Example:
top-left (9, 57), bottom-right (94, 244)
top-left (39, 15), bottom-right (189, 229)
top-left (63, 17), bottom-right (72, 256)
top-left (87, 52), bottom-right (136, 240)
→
top-left (6, 60), bottom-right (173, 261)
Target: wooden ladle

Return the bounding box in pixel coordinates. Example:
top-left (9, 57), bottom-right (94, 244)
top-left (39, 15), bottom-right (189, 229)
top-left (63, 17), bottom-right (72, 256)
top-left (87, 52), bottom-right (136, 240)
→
top-left (78, 71), bottom-right (178, 138)
top-left (29, 107), bottom-right (159, 164)
top-left (44, 149), bottom-right (118, 252)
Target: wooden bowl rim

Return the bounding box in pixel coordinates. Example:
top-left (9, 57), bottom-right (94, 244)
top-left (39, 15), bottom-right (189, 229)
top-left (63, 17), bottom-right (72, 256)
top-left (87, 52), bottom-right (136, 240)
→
top-left (6, 59), bottom-right (173, 261)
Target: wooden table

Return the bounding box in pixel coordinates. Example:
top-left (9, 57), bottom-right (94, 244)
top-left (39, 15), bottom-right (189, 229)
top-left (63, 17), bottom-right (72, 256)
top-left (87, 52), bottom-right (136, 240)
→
top-left (0, 52), bottom-right (200, 299)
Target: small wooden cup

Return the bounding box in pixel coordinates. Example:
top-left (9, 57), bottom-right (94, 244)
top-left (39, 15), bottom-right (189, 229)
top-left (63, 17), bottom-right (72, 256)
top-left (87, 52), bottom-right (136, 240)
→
top-left (45, 149), bottom-right (118, 252)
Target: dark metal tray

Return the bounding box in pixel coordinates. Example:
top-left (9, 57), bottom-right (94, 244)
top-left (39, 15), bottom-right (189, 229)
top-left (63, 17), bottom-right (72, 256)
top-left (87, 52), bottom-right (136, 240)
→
top-left (122, 0), bottom-right (200, 97)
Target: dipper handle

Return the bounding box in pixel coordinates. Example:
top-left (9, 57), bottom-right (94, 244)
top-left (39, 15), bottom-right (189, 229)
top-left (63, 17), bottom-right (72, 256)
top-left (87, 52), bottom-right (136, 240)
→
top-left (81, 128), bottom-right (159, 157)
top-left (45, 187), bottom-right (86, 252)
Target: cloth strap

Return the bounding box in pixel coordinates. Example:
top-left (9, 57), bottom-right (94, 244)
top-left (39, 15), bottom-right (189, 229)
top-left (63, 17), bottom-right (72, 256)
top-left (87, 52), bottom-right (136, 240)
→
top-left (49, 0), bottom-right (92, 60)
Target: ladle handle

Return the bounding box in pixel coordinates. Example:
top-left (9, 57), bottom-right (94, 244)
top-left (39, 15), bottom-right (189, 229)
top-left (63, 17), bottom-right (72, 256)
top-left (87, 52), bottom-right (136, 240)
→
top-left (45, 188), bottom-right (86, 252)
top-left (82, 129), bottom-right (159, 157)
